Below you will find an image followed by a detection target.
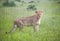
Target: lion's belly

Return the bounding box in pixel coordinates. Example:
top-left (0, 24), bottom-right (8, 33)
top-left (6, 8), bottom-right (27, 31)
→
top-left (23, 20), bottom-right (32, 26)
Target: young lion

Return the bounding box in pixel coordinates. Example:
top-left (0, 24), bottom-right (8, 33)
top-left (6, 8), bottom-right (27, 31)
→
top-left (6, 10), bottom-right (43, 33)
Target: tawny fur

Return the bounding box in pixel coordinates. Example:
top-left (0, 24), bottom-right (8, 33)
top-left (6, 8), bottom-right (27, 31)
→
top-left (7, 10), bottom-right (43, 33)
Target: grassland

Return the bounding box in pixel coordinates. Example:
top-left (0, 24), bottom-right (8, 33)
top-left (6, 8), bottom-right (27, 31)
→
top-left (0, 2), bottom-right (60, 41)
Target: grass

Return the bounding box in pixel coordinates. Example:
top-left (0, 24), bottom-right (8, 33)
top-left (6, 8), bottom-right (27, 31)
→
top-left (0, 2), bottom-right (60, 41)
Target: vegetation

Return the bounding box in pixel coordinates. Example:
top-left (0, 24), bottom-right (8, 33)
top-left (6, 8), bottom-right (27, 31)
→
top-left (29, 1), bottom-right (35, 3)
top-left (0, 0), bottom-right (60, 41)
top-left (15, 0), bottom-right (21, 2)
top-left (3, 0), bottom-right (16, 7)
top-left (27, 5), bottom-right (37, 10)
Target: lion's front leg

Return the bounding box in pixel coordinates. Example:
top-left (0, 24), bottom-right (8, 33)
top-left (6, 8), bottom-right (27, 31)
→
top-left (33, 24), bottom-right (39, 32)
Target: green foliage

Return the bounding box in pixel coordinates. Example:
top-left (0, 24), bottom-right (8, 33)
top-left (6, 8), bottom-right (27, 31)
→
top-left (15, 0), bottom-right (21, 2)
top-left (57, 2), bottom-right (60, 4)
top-left (21, 1), bottom-right (25, 3)
top-left (29, 1), bottom-right (35, 3)
top-left (3, 1), bottom-right (16, 7)
top-left (27, 5), bottom-right (37, 11)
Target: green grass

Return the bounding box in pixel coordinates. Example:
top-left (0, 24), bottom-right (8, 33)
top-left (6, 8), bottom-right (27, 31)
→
top-left (0, 2), bottom-right (60, 41)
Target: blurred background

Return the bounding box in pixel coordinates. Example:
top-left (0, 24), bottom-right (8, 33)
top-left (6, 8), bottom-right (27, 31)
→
top-left (0, 0), bottom-right (60, 41)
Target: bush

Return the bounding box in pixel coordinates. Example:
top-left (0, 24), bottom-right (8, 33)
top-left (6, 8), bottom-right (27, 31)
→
top-left (15, 0), bottom-right (21, 2)
top-left (27, 5), bottom-right (37, 10)
top-left (3, 1), bottom-right (16, 7)
top-left (57, 2), bottom-right (60, 4)
top-left (29, 1), bottom-right (34, 3)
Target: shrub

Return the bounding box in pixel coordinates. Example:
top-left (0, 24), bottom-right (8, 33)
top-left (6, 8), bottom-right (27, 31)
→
top-left (3, 1), bottom-right (16, 7)
top-left (15, 0), bottom-right (21, 2)
top-left (29, 1), bottom-right (34, 3)
top-left (27, 5), bottom-right (37, 10)
top-left (57, 2), bottom-right (60, 4)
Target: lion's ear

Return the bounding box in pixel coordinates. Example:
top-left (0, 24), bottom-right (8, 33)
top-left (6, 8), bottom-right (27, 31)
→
top-left (35, 11), bottom-right (38, 13)
top-left (35, 11), bottom-right (39, 15)
top-left (35, 10), bottom-right (42, 15)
